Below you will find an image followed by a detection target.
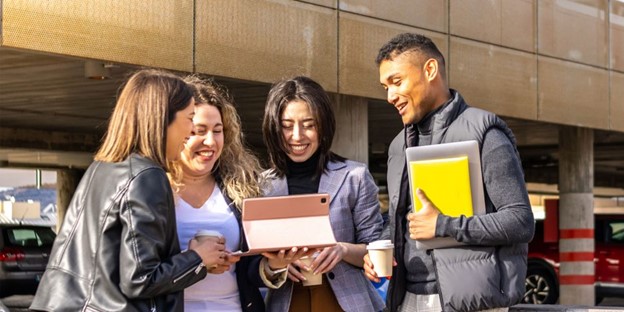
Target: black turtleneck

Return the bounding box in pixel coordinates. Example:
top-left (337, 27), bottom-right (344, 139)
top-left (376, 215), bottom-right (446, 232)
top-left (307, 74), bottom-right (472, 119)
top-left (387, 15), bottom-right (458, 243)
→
top-left (403, 96), bottom-right (452, 294)
top-left (405, 99), bottom-right (451, 148)
top-left (417, 99), bottom-right (450, 146)
top-left (286, 152), bottom-right (321, 195)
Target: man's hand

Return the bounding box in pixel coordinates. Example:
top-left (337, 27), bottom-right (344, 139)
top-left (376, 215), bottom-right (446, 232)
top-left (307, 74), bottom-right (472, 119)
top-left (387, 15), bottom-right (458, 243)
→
top-left (407, 188), bottom-right (441, 240)
top-left (363, 253), bottom-right (397, 282)
top-left (363, 253), bottom-right (380, 283)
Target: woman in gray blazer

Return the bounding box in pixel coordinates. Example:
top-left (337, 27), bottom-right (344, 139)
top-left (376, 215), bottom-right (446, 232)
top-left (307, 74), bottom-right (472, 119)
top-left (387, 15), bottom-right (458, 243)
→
top-left (261, 76), bottom-right (385, 312)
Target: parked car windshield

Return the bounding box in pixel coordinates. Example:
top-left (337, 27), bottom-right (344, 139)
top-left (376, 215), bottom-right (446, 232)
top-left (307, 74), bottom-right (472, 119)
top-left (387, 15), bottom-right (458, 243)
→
top-left (609, 222), bottom-right (624, 243)
top-left (3, 227), bottom-right (56, 248)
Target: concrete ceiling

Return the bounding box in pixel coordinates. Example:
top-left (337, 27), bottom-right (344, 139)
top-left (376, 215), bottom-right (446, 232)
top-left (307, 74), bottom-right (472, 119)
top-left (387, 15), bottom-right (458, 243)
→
top-left (1, 47), bottom-right (623, 189)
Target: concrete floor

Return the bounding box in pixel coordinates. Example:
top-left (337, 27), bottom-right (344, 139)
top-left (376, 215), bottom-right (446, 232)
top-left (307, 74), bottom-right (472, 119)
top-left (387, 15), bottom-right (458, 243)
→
top-left (2, 294), bottom-right (623, 311)
top-left (600, 297), bottom-right (624, 307)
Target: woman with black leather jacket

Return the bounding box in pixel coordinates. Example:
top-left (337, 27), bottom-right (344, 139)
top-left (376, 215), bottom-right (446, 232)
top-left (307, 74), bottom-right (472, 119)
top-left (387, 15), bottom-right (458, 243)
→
top-left (30, 69), bottom-right (226, 312)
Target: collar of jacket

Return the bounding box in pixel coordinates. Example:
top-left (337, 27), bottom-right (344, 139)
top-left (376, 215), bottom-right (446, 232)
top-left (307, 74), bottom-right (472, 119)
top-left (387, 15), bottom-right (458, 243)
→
top-left (217, 184), bottom-right (248, 252)
top-left (266, 159), bottom-right (348, 206)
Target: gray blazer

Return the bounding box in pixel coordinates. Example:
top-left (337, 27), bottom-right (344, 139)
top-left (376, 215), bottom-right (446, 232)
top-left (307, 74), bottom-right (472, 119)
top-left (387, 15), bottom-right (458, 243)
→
top-left (264, 159), bottom-right (385, 312)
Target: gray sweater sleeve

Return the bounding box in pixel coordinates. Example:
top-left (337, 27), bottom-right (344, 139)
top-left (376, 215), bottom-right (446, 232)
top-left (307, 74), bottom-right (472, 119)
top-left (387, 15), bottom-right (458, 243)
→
top-left (435, 128), bottom-right (535, 245)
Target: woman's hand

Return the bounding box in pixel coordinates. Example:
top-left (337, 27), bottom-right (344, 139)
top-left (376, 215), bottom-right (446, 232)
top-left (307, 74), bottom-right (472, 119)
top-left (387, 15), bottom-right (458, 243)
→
top-left (188, 236), bottom-right (226, 269)
top-left (308, 243), bottom-right (347, 274)
top-left (261, 247), bottom-right (315, 272)
top-left (208, 253), bottom-right (241, 274)
top-left (286, 260), bottom-right (308, 282)
top-left (287, 243), bottom-right (349, 282)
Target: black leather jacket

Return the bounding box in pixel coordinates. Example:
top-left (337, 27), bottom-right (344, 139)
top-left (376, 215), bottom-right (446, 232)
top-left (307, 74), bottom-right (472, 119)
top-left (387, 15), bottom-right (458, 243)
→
top-left (31, 154), bottom-right (207, 312)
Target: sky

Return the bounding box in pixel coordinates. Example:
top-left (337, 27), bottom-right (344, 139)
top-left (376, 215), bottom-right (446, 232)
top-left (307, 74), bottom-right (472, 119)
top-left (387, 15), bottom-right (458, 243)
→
top-left (0, 168), bottom-right (57, 189)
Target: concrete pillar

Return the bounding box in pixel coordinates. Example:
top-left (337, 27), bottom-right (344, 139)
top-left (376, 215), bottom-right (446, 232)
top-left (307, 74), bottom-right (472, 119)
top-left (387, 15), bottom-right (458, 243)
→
top-left (558, 126), bottom-right (594, 305)
top-left (331, 94), bottom-right (368, 165)
top-left (56, 169), bottom-right (83, 232)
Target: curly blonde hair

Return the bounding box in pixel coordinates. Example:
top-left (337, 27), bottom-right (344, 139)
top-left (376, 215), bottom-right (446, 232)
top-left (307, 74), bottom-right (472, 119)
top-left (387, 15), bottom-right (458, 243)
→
top-left (172, 76), bottom-right (265, 208)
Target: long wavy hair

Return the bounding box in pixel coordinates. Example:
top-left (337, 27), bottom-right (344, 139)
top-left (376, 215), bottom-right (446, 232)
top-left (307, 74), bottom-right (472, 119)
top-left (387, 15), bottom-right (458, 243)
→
top-left (95, 68), bottom-right (194, 171)
top-left (173, 76), bottom-right (265, 208)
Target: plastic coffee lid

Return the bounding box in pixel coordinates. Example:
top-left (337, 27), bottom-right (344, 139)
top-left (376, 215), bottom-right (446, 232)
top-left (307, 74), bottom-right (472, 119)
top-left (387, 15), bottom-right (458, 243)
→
top-left (367, 240), bottom-right (394, 249)
top-left (195, 230), bottom-right (222, 237)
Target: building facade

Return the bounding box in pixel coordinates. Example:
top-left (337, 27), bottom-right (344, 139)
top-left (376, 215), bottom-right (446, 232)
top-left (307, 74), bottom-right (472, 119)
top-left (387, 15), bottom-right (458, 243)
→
top-left (1, 0), bottom-right (623, 305)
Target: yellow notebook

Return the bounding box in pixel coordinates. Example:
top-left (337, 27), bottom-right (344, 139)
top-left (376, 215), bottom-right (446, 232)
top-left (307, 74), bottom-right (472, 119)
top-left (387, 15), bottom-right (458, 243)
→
top-left (409, 155), bottom-right (473, 217)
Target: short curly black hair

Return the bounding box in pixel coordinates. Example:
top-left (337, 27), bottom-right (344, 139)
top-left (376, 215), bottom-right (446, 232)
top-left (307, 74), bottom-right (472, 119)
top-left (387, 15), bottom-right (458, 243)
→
top-left (375, 33), bottom-right (446, 71)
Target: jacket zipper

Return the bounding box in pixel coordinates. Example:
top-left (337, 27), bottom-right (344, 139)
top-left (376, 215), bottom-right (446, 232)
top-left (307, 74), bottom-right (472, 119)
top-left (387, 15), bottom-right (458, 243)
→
top-left (430, 250), bottom-right (446, 308)
top-left (496, 246), bottom-right (505, 296)
top-left (172, 263), bottom-right (203, 284)
top-left (150, 298), bottom-right (156, 312)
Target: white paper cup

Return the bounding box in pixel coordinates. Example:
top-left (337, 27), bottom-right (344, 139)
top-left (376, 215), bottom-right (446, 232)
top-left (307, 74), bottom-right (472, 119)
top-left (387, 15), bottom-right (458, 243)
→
top-left (194, 230), bottom-right (222, 242)
top-left (194, 230), bottom-right (223, 270)
top-left (299, 254), bottom-right (322, 286)
top-left (367, 240), bottom-right (394, 277)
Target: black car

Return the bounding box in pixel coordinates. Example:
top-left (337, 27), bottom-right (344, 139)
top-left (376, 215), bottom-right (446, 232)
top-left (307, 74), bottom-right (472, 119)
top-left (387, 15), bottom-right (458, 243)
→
top-left (0, 224), bottom-right (55, 298)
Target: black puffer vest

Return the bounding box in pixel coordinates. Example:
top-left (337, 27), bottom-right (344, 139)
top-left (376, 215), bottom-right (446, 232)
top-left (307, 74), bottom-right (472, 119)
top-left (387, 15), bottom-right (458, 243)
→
top-left (385, 90), bottom-right (528, 312)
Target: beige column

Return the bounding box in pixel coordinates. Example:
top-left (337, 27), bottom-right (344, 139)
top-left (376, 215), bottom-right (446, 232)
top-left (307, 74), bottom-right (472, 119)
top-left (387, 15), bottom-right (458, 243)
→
top-left (558, 125), bottom-right (594, 305)
top-left (331, 94), bottom-right (368, 165)
top-left (56, 169), bottom-right (83, 232)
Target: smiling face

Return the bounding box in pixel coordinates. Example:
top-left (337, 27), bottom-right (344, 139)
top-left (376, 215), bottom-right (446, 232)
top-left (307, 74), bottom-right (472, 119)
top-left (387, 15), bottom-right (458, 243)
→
top-left (179, 103), bottom-right (224, 178)
top-left (280, 99), bottom-right (319, 163)
top-left (379, 52), bottom-right (437, 125)
top-left (166, 98), bottom-right (195, 161)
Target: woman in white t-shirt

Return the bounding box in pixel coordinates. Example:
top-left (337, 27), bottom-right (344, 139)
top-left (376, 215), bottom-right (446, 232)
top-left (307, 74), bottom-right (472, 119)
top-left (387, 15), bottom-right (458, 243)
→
top-left (171, 76), bottom-right (309, 312)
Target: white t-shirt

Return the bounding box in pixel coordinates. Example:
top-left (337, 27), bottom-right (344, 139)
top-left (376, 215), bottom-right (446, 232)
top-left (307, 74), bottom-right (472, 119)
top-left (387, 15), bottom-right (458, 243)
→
top-left (176, 185), bottom-right (242, 312)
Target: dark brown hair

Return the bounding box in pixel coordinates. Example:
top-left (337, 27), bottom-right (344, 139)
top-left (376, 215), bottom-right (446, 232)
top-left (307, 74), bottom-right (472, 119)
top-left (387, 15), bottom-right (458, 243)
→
top-left (262, 76), bottom-right (345, 178)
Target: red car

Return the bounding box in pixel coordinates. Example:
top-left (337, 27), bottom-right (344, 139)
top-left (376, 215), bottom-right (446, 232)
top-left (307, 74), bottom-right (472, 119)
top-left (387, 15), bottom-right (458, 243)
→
top-left (525, 213), bottom-right (624, 304)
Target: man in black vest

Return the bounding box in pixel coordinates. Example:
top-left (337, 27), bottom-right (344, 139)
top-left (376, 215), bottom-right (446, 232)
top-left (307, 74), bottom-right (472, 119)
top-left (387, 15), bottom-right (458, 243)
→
top-left (363, 33), bottom-right (534, 312)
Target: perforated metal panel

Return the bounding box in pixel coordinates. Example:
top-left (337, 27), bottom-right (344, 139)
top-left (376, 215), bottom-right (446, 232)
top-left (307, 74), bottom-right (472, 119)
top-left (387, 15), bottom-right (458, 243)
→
top-left (2, 0), bottom-right (193, 71)
top-left (195, 0), bottom-right (338, 91)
